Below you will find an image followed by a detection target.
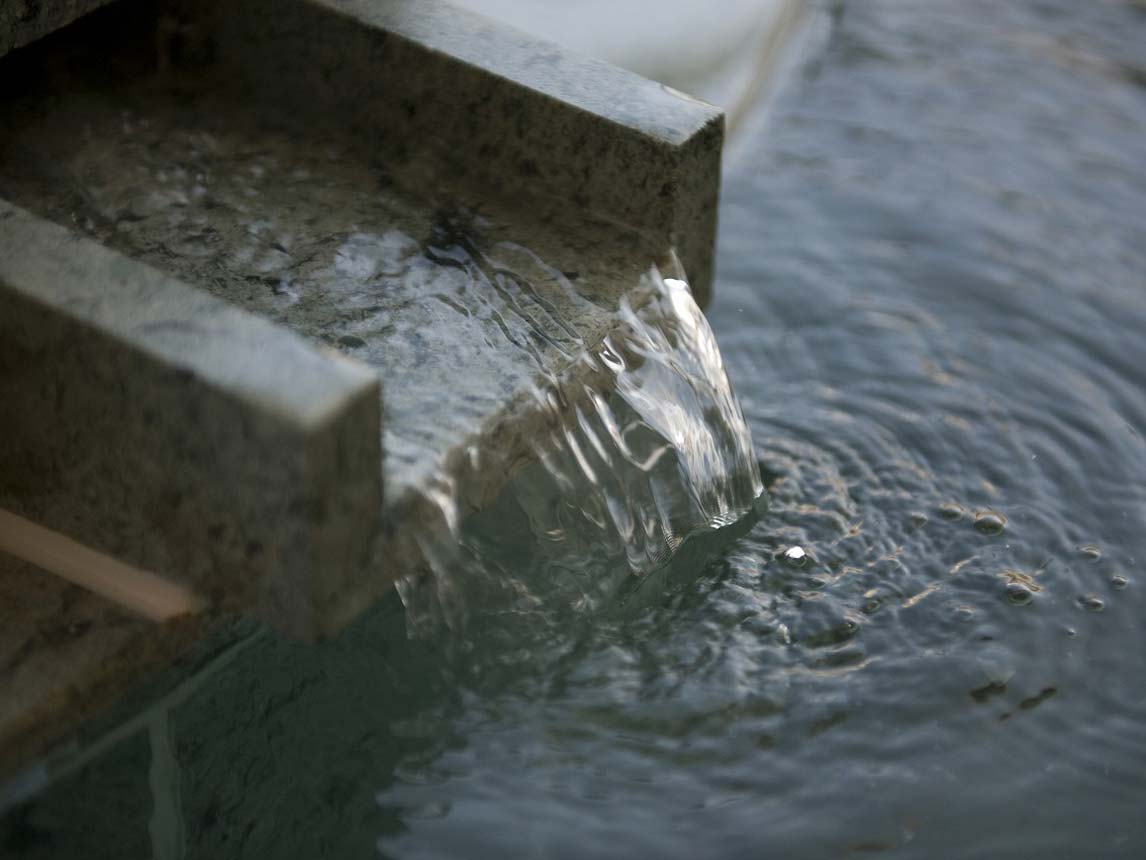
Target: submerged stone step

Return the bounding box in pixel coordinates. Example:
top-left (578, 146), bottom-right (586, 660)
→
top-left (0, 0), bottom-right (729, 780)
top-left (0, 549), bottom-right (208, 783)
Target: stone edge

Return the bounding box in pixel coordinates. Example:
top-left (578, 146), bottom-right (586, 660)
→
top-left (0, 201), bottom-right (385, 639)
top-left (213, 0), bottom-right (725, 304)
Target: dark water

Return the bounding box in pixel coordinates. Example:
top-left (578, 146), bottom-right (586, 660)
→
top-left (6, 0), bottom-right (1146, 857)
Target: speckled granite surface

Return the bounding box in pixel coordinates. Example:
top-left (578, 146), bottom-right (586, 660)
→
top-left (210, 0), bottom-right (723, 305)
top-left (0, 202), bottom-right (384, 640)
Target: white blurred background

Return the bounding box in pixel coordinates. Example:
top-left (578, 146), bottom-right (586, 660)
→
top-left (452, 0), bottom-right (808, 132)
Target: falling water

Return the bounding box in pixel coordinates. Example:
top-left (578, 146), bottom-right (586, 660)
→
top-left (396, 257), bottom-right (764, 633)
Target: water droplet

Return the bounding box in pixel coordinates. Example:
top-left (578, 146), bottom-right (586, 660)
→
top-left (1005, 582), bottom-right (1034, 606)
top-left (1111, 574), bottom-right (1129, 590)
top-left (1001, 569), bottom-right (1041, 597)
top-left (1079, 544), bottom-right (1102, 561)
top-left (1077, 594), bottom-right (1104, 612)
top-left (974, 511), bottom-right (1007, 536)
top-left (782, 546), bottom-right (809, 568)
top-left (938, 502), bottom-right (965, 521)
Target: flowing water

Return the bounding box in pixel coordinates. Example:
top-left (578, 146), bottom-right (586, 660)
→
top-left (5, 0), bottom-right (1146, 856)
top-left (398, 260), bottom-right (763, 637)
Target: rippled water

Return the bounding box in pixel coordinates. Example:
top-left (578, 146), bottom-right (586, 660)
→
top-left (5, 0), bottom-right (1146, 856)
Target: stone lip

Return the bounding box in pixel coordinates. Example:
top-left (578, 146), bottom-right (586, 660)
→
top-left (0, 204), bottom-right (379, 434)
top-left (0, 201), bottom-right (385, 641)
top-left (213, 0), bottom-right (724, 305)
top-left (451, 0), bottom-right (808, 139)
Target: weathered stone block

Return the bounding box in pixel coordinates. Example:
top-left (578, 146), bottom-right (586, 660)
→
top-left (0, 202), bottom-right (384, 639)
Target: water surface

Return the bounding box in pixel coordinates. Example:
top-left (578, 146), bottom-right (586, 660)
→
top-left (5, 0), bottom-right (1146, 857)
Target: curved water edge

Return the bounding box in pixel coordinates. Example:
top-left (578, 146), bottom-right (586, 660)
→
top-left (396, 257), bottom-right (764, 636)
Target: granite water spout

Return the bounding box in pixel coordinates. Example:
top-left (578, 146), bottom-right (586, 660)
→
top-left (0, 0), bottom-right (764, 782)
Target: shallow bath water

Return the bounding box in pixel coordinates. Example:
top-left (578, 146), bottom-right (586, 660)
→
top-left (5, 0), bottom-right (1146, 857)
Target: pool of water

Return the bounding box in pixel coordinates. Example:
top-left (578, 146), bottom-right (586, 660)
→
top-left (5, 0), bottom-right (1146, 856)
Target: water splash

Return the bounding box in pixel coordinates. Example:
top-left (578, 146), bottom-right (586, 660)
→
top-left (396, 257), bottom-right (764, 633)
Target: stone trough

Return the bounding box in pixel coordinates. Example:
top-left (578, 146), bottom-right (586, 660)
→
top-left (0, 0), bottom-right (724, 780)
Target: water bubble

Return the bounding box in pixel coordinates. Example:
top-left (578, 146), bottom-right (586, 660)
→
top-left (1005, 582), bottom-right (1034, 606)
top-left (909, 512), bottom-right (929, 529)
top-left (974, 510), bottom-right (1007, 536)
top-left (954, 605), bottom-right (976, 622)
top-left (1111, 574), bottom-right (1129, 590)
top-left (782, 546), bottom-right (809, 569)
top-left (1001, 569), bottom-right (1041, 602)
top-left (1076, 594), bottom-right (1104, 612)
top-left (937, 502), bottom-right (965, 521)
top-left (1079, 544), bottom-right (1102, 561)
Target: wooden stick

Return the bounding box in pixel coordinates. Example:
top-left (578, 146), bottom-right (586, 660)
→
top-left (0, 509), bottom-right (206, 621)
